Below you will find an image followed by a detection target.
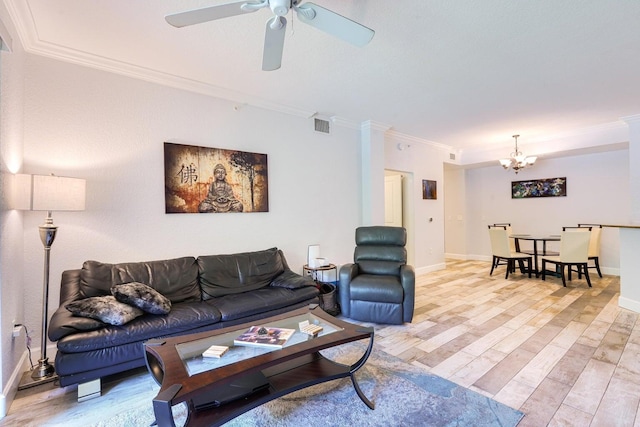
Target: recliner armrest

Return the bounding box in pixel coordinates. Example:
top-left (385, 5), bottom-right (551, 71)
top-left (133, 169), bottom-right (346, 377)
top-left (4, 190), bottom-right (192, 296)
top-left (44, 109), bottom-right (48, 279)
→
top-left (400, 265), bottom-right (415, 323)
top-left (338, 263), bottom-right (359, 317)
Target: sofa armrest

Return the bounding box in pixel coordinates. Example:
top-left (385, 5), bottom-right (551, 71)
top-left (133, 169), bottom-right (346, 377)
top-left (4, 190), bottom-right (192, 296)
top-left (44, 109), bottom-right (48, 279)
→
top-left (49, 268), bottom-right (104, 342)
top-left (400, 264), bottom-right (415, 323)
top-left (338, 263), bottom-right (359, 317)
top-left (48, 306), bottom-right (104, 342)
top-left (270, 270), bottom-right (316, 289)
top-left (59, 269), bottom-right (83, 305)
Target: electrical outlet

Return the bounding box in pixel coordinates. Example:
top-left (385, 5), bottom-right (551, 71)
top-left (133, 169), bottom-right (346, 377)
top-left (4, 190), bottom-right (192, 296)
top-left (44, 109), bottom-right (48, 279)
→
top-left (12, 325), bottom-right (21, 338)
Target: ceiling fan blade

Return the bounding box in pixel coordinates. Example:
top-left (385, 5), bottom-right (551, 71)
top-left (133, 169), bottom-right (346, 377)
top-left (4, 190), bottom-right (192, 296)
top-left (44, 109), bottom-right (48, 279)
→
top-left (165, 1), bottom-right (263, 28)
top-left (262, 16), bottom-right (287, 71)
top-left (295, 2), bottom-right (374, 47)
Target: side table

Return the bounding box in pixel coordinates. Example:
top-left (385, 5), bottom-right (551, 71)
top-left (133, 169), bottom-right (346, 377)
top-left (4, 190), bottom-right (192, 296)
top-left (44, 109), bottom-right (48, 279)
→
top-left (303, 263), bottom-right (337, 284)
top-left (304, 264), bottom-right (339, 316)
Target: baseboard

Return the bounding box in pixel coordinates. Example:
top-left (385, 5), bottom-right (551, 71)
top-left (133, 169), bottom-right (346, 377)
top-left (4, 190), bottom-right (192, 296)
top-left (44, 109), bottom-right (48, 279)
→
top-left (463, 254), bottom-right (492, 262)
top-left (415, 263), bottom-right (446, 276)
top-left (619, 296), bottom-right (640, 314)
top-left (0, 344), bottom-right (57, 419)
top-left (0, 348), bottom-right (29, 418)
top-left (444, 253), bottom-right (468, 260)
top-left (445, 253), bottom-right (492, 262)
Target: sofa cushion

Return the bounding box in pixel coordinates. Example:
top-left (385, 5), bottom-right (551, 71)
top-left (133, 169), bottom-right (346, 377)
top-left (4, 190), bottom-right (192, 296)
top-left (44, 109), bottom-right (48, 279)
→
top-left (207, 286), bottom-right (319, 322)
top-left (198, 247), bottom-right (285, 299)
top-left (111, 282), bottom-right (172, 315)
top-left (349, 275), bottom-right (404, 304)
top-left (65, 296), bottom-right (144, 326)
top-left (56, 301), bottom-right (222, 353)
top-left (80, 257), bottom-right (200, 303)
top-left (270, 270), bottom-right (317, 289)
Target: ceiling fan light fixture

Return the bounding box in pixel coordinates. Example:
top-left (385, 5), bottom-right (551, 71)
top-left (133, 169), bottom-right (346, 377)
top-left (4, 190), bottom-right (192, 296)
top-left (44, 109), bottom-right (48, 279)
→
top-left (499, 134), bottom-right (537, 174)
top-left (269, 15), bottom-right (285, 30)
top-left (241, 1), bottom-right (269, 13)
top-left (269, 0), bottom-right (290, 16)
top-left (295, 4), bottom-right (316, 20)
top-left (165, 0), bottom-right (374, 71)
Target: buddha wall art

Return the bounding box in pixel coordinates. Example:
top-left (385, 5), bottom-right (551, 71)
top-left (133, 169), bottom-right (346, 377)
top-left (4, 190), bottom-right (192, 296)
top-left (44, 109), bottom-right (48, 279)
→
top-left (164, 142), bottom-right (269, 213)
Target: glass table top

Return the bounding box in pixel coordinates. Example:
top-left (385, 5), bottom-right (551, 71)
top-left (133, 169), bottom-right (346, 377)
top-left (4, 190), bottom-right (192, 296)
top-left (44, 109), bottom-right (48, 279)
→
top-left (176, 311), bottom-right (344, 377)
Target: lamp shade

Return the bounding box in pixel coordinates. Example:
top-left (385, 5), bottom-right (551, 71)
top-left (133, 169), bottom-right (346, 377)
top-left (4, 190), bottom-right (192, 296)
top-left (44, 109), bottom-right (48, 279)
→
top-left (32, 174), bottom-right (86, 212)
top-left (6, 173), bottom-right (33, 210)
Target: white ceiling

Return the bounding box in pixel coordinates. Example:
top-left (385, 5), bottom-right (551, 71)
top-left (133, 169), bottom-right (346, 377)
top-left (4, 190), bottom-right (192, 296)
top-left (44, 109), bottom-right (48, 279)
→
top-left (4, 0), bottom-right (640, 162)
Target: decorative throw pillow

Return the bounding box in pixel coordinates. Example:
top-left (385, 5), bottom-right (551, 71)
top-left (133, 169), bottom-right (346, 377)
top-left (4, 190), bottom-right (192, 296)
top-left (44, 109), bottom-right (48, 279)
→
top-left (111, 282), bottom-right (172, 315)
top-left (65, 296), bottom-right (143, 326)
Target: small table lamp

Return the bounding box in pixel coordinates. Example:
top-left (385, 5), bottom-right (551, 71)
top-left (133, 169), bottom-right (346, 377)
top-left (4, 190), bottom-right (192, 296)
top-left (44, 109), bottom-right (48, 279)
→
top-left (17, 174), bottom-right (86, 388)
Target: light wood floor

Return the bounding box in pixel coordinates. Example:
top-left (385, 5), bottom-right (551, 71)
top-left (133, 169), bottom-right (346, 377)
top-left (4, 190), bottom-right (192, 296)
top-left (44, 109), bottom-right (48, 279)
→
top-left (369, 259), bottom-right (639, 427)
top-left (2, 259), bottom-right (638, 426)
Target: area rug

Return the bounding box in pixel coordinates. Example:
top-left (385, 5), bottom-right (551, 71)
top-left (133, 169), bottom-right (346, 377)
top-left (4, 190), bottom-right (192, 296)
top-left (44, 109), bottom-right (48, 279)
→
top-left (92, 342), bottom-right (524, 427)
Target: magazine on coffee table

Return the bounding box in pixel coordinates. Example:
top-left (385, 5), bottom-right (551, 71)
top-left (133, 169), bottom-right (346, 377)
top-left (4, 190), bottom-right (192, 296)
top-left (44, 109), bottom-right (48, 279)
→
top-left (233, 326), bottom-right (296, 349)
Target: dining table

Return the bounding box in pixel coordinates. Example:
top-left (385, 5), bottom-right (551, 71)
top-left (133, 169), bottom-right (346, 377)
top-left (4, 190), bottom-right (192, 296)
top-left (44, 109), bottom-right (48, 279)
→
top-left (510, 234), bottom-right (561, 277)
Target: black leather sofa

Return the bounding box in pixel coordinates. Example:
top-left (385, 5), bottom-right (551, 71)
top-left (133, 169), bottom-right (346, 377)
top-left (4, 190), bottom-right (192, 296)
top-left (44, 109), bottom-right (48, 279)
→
top-left (48, 247), bottom-right (319, 400)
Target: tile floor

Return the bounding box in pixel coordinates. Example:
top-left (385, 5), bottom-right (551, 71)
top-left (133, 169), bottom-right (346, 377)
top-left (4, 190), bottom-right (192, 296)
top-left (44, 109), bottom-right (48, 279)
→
top-left (3, 259), bottom-right (638, 426)
top-left (367, 259), bottom-right (639, 426)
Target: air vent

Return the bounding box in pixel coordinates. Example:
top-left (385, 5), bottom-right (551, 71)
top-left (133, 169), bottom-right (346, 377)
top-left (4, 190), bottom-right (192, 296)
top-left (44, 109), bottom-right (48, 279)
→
top-left (450, 153), bottom-right (456, 160)
top-left (314, 118), bottom-right (331, 134)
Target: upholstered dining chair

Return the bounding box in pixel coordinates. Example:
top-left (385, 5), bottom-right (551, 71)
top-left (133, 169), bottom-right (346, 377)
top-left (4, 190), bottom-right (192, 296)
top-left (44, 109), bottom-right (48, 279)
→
top-left (488, 226), bottom-right (532, 279)
top-left (541, 229), bottom-right (592, 287)
top-left (492, 223), bottom-right (517, 252)
top-left (578, 223), bottom-right (603, 277)
top-left (338, 226), bottom-right (415, 325)
top-left (489, 224), bottom-right (515, 273)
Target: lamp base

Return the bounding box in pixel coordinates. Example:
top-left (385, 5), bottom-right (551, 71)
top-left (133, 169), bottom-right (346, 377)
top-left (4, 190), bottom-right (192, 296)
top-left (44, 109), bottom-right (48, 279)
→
top-left (17, 359), bottom-right (58, 390)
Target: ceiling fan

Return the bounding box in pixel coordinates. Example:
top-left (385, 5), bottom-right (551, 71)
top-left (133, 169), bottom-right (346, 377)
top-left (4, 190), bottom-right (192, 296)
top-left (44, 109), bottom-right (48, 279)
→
top-left (165, 0), bottom-right (375, 71)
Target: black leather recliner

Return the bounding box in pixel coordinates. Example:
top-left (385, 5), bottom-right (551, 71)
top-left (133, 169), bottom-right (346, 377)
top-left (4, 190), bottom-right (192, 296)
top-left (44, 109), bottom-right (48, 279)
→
top-left (338, 226), bottom-right (415, 324)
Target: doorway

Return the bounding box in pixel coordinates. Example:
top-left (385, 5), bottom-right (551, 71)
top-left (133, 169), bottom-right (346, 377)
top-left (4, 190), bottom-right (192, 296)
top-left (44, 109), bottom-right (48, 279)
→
top-left (385, 174), bottom-right (403, 227)
top-left (384, 170), bottom-right (415, 266)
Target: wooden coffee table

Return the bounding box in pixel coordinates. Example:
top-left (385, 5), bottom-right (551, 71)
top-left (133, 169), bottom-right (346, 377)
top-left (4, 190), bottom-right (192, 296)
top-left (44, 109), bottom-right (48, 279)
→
top-left (144, 305), bottom-right (375, 427)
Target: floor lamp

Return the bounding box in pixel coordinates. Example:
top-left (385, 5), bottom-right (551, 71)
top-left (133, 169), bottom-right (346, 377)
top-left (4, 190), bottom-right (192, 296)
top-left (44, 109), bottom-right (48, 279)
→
top-left (18, 174), bottom-right (86, 389)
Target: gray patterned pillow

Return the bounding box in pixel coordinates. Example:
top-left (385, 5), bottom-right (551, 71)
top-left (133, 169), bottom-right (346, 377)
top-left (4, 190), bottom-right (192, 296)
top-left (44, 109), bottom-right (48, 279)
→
top-left (111, 282), bottom-right (172, 315)
top-left (65, 296), bottom-right (143, 326)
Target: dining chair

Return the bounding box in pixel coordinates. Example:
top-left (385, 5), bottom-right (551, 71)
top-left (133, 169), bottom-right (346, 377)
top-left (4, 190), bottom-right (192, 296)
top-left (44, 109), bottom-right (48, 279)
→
top-left (541, 229), bottom-right (592, 287)
top-left (488, 224), bottom-right (515, 272)
top-left (578, 223), bottom-right (603, 277)
top-left (562, 226), bottom-right (590, 278)
top-left (488, 226), bottom-right (532, 279)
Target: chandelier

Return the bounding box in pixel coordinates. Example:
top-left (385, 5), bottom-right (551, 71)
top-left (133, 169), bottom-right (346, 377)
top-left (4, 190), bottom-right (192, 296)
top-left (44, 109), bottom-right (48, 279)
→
top-left (499, 134), bottom-right (537, 173)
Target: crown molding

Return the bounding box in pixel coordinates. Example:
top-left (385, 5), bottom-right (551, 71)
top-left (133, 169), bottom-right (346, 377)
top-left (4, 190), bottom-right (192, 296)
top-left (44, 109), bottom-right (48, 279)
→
top-left (361, 120), bottom-right (391, 133)
top-left (622, 114), bottom-right (640, 126)
top-left (4, 0), bottom-right (322, 121)
top-left (386, 130), bottom-right (454, 153)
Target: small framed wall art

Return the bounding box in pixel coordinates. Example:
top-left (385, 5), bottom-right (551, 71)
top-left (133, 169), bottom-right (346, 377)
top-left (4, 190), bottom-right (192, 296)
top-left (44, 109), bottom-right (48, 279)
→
top-left (422, 180), bottom-right (437, 200)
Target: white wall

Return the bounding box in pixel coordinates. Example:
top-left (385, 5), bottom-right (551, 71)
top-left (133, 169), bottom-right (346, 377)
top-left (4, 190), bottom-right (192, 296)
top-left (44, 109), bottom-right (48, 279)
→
top-left (443, 166), bottom-right (467, 257)
top-left (1, 47), bottom-right (454, 416)
top-left (384, 134), bottom-right (449, 273)
top-left (0, 4), bottom-right (25, 416)
top-left (460, 149), bottom-right (630, 273)
top-left (19, 53), bottom-right (365, 360)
